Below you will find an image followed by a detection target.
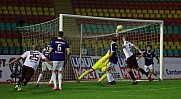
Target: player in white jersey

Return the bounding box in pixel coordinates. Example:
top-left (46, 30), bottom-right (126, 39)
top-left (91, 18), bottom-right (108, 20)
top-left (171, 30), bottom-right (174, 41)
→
top-left (122, 36), bottom-right (151, 85)
top-left (9, 45), bottom-right (52, 91)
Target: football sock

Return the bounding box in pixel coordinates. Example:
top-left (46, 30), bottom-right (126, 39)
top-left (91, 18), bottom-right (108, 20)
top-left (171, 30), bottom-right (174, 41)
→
top-left (37, 73), bottom-right (43, 84)
top-left (49, 74), bottom-right (53, 84)
top-left (78, 71), bottom-right (89, 80)
top-left (110, 73), bottom-right (115, 81)
top-left (128, 71), bottom-right (136, 81)
top-left (139, 68), bottom-right (148, 76)
top-left (97, 73), bottom-right (107, 82)
top-left (52, 73), bottom-right (57, 87)
top-left (58, 73), bottom-right (63, 88)
top-left (106, 72), bottom-right (112, 82)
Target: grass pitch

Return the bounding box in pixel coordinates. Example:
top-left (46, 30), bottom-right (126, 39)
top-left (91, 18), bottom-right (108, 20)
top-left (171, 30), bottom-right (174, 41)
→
top-left (0, 80), bottom-right (181, 99)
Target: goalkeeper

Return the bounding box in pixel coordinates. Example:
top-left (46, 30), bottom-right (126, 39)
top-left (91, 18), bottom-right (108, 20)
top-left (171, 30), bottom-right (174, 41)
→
top-left (77, 50), bottom-right (115, 84)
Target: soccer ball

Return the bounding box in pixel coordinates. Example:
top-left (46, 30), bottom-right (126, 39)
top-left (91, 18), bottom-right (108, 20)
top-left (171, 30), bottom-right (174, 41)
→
top-left (116, 25), bottom-right (123, 33)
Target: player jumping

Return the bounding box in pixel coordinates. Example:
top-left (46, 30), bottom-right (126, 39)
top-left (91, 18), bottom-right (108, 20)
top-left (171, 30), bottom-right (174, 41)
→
top-left (35, 37), bottom-right (57, 87)
top-left (121, 36), bottom-right (151, 85)
top-left (137, 45), bottom-right (159, 80)
top-left (103, 37), bottom-right (118, 85)
top-left (49, 31), bottom-right (70, 90)
top-left (77, 50), bottom-right (115, 85)
top-left (9, 44), bottom-right (52, 91)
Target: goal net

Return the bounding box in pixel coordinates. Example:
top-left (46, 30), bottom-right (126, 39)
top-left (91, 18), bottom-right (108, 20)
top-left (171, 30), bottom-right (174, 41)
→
top-left (17, 14), bottom-right (163, 82)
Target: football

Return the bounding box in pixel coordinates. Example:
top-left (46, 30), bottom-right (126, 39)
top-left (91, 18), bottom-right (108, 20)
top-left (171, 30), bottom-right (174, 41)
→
top-left (116, 25), bottom-right (123, 33)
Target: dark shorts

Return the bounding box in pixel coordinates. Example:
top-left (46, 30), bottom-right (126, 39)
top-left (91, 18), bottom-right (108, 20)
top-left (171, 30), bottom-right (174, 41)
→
top-left (20, 65), bottom-right (34, 82)
top-left (126, 55), bottom-right (139, 69)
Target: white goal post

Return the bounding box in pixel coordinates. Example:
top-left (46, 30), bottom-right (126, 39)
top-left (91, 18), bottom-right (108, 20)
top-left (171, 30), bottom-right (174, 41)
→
top-left (59, 14), bottom-right (163, 81)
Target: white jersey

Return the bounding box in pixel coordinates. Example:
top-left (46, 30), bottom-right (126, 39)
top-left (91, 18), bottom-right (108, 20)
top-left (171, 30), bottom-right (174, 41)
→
top-left (123, 41), bottom-right (134, 59)
top-left (21, 50), bottom-right (46, 71)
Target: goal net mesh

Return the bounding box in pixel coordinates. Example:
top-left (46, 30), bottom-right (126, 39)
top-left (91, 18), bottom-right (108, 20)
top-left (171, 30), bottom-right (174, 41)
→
top-left (18, 14), bottom-right (162, 82)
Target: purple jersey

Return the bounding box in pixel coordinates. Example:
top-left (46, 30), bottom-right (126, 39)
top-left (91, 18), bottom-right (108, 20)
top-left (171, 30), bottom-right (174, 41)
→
top-left (50, 38), bottom-right (69, 61)
top-left (143, 51), bottom-right (156, 66)
top-left (109, 43), bottom-right (118, 64)
top-left (43, 44), bottom-right (52, 61)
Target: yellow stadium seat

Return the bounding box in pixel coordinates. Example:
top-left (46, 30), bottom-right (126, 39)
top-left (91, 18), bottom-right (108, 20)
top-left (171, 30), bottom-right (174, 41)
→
top-left (50, 12), bottom-right (55, 16)
top-left (174, 42), bottom-right (180, 46)
top-left (38, 11), bottom-right (43, 15)
top-left (142, 10), bottom-right (147, 14)
top-left (21, 11), bottom-right (26, 15)
top-left (20, 7), bottom-right (25, 11)
top-left (131, 9), bottom-right (136, 14)
top-left (173, 14), bottom-right (178, 18)
top-left (171, 10), bottom-right (175, 14)
top-left (76, 12), bottom-right (81, 15)
top-left (92, 9), bottom-right (97, 13)
top-left (9, 10), bottom-right (14, 14)
top-left (116, 13), bottom-right (121, 17)
top-left (167, 14), bottom-right (172, 18)
top-left (8, 42), bottom-right (14, 46)
top-left (31, 7), bottom-right (37, 11)
top-left (8, 6), bottom-right (13, 10)
top-left (86, 8), bottom-right (91, 13)
top-left (164, 42), bottom-right (168, 45)
top-left (2, 6), bottom-right (7, 10)
top-left (148, 10), bottom-right (153, 14)
top-left (13, 6), bottom-right (19, 11)
top-left (110, 13), bottom-right (115, 17)
top-left (114, 9), bottom-right (119, 13)
top-left (120, 9), bottom-right (124, 13)
top-left (80, 8), bottom-right (85, 12)
top-left (161, 14), bottom-right (167, 18)
top-left (27, 11), bottom-right (32, 15)
top-left (176, 10), bottom-right (181, 14)
top-left (44, 11), bottom-right (49, 16)
top-left (98, 12), bottom-right (103, 17)
top-left (13, 39), bottom-right (19, 43)
top-left (150, 14), bottom-right (155, 18)
top-left (165, 10), bottom-right (170, 14)
top-left (154, 10), bottom-right (158, 14)
top-left (108, 9), bottom-right (113, 13)
top-left (104, 13), bottom-right (109, 17)
top-left (97, 9), bottom-right (102, 13)
top-left (137, 10), bottom-right (141, 14)
top-left (33, 11), bottom-right (38, 15)
top-left (3, 10), bottom-right (8, 14)
top-left (87, 12), bottom-right (92, 16)
top-left (93, 12), bottom-right (98, 16)
top-left (133, 13), bottom-right (138, 18)
top-left (144, 14), bottom-right (149, 18)
top-left (82, 12), bottom-right (86, 16)
top-left (164, 45), bottom-right (170, 49)
top-left (49, 8), bottom-right (54, 12)
top-left (103, 9), bottom-right (108, 13)
top-left (37, 7), bottom-right (42, 11)
top-left (168, 42), bottom-right (174, 46)
top-left (171, 45), bottom-right (176, 50)
top-left (26, 7), bottom-right (31, 11)
top-left (139, 14), bottom-right (144, 18)
top-left (122, 13), bottom-right (127, 18)
top-left (75, 8), bottom-right (79, 13)
top-left (43, 8), bottom-right (48, 11)
top-left (14, 43), bottom-right (20, 47)
top-left (156, 14), bottom-right (161, 18)
top-left (127, 13), bottom-right (132, 18)
top-left (125, 9), bottom-right (130, 13)
top-left (177, 45), bottom-right (181, 49)
top-left (159, 10), bottom-right (164, 14)
top-left (0, 10), bottom-right (2, 14)
top-left (179, 14), bottom-right (181, 18)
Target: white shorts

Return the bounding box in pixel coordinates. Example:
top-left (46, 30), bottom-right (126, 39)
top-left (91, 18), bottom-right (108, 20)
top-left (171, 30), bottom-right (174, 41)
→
top-left (144, 64), bottom-right (154, 72)
top-left (107, 62), bottom-right (116, 69)
top-left (53, 61), bottom-right (64, 71)
top-left (42, 62), bottom-right (53, 71)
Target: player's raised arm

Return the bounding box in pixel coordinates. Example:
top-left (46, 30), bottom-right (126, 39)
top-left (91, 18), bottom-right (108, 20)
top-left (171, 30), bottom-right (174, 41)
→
top-left (133, 44), bottom-right (143, 53)
top-left (9, 56), bottom-right (23, 65)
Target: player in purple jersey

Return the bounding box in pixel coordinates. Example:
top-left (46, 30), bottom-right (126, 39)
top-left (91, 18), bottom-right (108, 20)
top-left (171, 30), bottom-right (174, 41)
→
top-left (103, 37), bottom-right (118, 85)
top-left (49, 31), bottom-right (70, 90)
top-left (35, 37), bottom-right (57, 87)
top-left (137, 45), bottom-right (159, 80)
